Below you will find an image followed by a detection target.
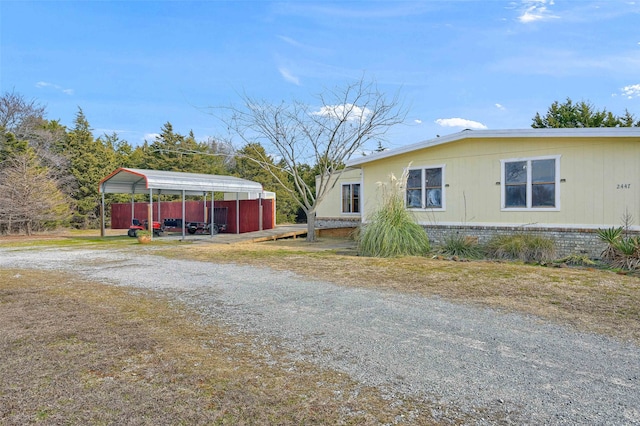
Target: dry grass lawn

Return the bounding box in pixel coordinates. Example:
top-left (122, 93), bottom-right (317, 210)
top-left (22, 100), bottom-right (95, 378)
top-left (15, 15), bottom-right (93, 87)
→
top-left (2, 232), bottom-right (639, 424)
top-left (1, 268), bottom-right (469, 425)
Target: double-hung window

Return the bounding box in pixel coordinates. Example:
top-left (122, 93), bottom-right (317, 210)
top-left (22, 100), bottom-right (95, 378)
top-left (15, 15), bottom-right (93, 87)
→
top-left (406, 166), bottom-right (445, 209)
top-left (341, 183), bottom-right (360, 213)
top-left (502, 156), bottom-right (560, 210)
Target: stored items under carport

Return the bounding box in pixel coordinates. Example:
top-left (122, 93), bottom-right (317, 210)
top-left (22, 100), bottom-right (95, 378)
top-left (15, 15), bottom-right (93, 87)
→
top-left (127, 219), bottom-right (164, 237)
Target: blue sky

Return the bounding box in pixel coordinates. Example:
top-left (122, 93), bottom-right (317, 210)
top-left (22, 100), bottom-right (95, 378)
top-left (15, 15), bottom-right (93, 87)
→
top-left (1, 0), bottom-right (639, 153)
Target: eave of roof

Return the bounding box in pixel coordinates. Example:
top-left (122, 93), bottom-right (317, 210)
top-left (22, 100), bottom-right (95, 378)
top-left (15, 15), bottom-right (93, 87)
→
top-left (99, 168), bottom-right (263, 195)
top-left (346, 127), bottom-right (640, 167)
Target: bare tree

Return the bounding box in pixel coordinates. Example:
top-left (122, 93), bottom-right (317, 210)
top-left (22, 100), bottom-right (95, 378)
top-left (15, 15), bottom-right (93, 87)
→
top-left (0, 91), bottom-right (70, 184)
top-left (221, 78), bottom-right (405, 241)
top-left (0, 90), bottom-right (46, 137)
top-left (0, 153), bottom-right (71, 235)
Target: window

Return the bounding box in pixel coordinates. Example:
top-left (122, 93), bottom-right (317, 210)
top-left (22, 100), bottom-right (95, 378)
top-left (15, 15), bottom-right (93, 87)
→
top-left (406, 166), bottom-right (444, 209)
top-left (502, 156), bottom-right (559, 210)
top-left (342, 183), bottom-right (360, 213)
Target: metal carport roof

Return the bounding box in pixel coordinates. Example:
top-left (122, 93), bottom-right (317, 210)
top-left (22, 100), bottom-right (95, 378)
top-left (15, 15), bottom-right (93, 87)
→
top-left (98, 168), bottom-right (265, 239)
top-left (99, 168), bottom-right (263, 195)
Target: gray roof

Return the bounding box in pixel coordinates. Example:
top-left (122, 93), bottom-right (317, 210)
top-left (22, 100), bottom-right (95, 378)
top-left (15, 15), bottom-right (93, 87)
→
top-left (347, 127), bottom-right (640, 167)
top-left (99, 168), bottom-right (263, 196)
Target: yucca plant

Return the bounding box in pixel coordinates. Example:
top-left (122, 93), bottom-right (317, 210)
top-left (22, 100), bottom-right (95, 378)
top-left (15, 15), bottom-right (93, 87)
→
top-left (611, 236), bottom-right (640, 270)
top-left (597, 227), bottom-right (623, 261)
top-left (358, 172), bottom-right (430, 258)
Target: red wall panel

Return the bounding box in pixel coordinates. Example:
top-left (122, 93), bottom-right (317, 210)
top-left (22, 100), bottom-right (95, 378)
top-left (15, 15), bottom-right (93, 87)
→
top-left (110, 199), bottom-right (275, 233)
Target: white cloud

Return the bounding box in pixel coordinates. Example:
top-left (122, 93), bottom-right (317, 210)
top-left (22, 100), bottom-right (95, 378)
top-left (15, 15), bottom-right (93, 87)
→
top-left (621, 84), bottom-right (640, 99)
top-left (278, 35), bottom-right (302, 47)
top-left (495, 103), bottom-right (506, 111)
top-left (414, 119), bottom-right (422, 124)
top-left (144, 133), bottom-right (160, 142)
top-left (312, 103), bottom-right (372, 122)
top-left (517, 0), bottom-right (558, 23)
top-left (35, 81), bottom-right (74, 95)
top-left (278, 67), bottom-right (300, 85)
top-left (435, 118), bottom-right (488, 130)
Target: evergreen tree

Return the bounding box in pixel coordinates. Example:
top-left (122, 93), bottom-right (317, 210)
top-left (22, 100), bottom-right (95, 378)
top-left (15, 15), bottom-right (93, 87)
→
top-left (0, 128), bottom-right (30, 162)
top-left (143, 122), bottom-right (227, 174)
top-left (233, 143), bottom-right (299, 223)
top-left (59, 109), bottom-right (117, 227)
top-left (532, 98), bottom-right (639, 128)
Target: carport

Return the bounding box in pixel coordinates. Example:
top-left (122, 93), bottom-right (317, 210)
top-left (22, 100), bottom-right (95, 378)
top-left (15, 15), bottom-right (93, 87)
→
top-left (99, 168), bottom-right (264, 240)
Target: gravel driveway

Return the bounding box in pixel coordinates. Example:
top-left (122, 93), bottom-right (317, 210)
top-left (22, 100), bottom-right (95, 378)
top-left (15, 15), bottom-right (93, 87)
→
top-left (2, 246), bottom-right (639, 424)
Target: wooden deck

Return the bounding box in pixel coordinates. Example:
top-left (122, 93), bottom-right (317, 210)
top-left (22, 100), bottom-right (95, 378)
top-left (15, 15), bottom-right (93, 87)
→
top-left (181, 224), bottom-right (308, 244)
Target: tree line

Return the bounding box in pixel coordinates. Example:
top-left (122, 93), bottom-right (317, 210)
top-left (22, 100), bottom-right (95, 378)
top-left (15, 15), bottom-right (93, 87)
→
top-left (0, 91), bottom-right (304, 234)
top-left (1, 88), bottom-right (637, 236)
top-left (0, 78), bottom-right (406, 240)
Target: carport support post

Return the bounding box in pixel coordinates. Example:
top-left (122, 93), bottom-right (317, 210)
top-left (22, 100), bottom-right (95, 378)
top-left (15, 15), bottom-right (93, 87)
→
top-left (236, 193), bottom-right (240, 234)
top-left (210, 191), bottom-right (215, 238)
top-left (130, 193), bottom-right (135, 225)
top-left (203, 192), bottom-right (207, 224)
top-left (100, 190), bottom-right (105, 237)
top-left (181, 189), bottom-right (186, 241)
top-left (259, 192), bottom-right (263, 231)
top-left (148, 188), bottom-right (153, 241)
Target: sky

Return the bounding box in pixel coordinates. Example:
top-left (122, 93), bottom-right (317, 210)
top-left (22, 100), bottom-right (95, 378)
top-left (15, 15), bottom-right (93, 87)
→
top-left (1, 0), bottom-right (640, 154)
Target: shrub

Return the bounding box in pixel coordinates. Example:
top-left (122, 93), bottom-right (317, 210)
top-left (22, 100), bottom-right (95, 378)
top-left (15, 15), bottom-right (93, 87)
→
top-left (358, 173), bottom-right (430, 258)
top-left (597, 227), bottom-right (640, 270)
top-left (485, 233), bottom-right (555, 263)
top-left (438, 234), bottom-right (484, 259)
top-left (597, 227), bottom-right (623, 261)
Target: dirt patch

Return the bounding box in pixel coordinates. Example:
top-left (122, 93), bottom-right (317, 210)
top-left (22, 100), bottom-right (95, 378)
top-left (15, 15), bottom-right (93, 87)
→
top-left (263, 236), bottom-right (359, 252)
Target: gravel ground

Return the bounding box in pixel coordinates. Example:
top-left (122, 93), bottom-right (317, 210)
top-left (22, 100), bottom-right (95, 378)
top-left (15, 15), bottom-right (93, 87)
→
top-left (2, 246), bottom-right (639, 425)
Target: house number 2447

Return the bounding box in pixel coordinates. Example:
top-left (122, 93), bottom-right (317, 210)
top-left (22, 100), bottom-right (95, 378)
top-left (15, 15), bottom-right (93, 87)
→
top-left (617, 184), bottom-right (631, 189)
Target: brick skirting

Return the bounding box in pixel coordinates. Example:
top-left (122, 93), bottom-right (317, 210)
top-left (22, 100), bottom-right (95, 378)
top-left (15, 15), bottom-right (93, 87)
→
top-left (316, 218), bottom-right (635, 259)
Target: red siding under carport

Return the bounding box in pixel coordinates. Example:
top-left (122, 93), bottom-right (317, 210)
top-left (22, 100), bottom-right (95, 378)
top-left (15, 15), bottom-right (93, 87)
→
top-left (110, 199), bottom-right (275, 233)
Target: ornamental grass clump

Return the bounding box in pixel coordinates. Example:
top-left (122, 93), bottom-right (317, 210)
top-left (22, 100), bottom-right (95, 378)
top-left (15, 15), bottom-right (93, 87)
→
top-left (358, 172), bottom-right (430, 258)
top-left (438, 234), bottom-right (484, 259)
top-left (485, 233), bottom-right (555, 263)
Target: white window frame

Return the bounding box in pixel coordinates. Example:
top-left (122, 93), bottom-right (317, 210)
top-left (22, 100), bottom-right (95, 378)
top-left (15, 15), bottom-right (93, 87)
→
top-left (500, 155), bottom-right (561, 211)
top-left (341, 182), bottom-right (361, 214)
top-left (405, 165), bottom-right (446, 211)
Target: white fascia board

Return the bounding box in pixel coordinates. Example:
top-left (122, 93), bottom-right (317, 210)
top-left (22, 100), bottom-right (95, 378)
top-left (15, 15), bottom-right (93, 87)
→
top-left (346, 128), bottom-right (640, 167)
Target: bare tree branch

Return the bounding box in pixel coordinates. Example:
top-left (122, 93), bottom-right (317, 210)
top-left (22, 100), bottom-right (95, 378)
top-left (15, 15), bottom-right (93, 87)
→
top-left (219, 77), bottom-right (406, 241)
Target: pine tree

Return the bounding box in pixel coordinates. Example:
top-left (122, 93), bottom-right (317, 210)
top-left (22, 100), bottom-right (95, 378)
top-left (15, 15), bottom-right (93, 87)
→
top-left (59, 109), bottom-right (117, 227)
top-left (233, 143), bottom-right (299, 223)
top-left (143, 122), bottom-right (228, 174)
top-left (532, 98), bottom-right (639, 128)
